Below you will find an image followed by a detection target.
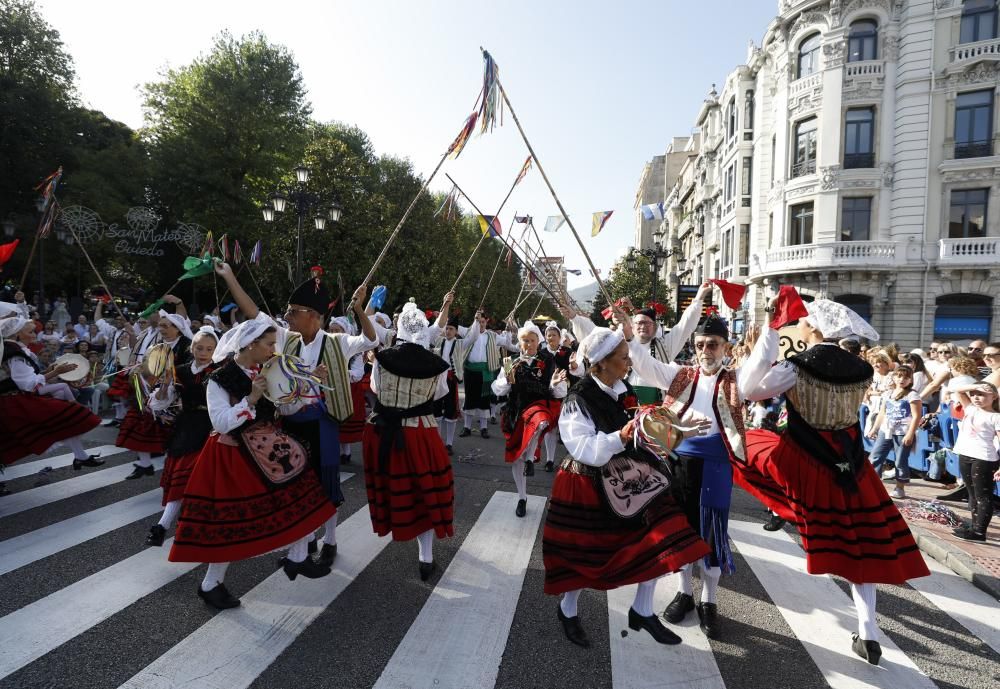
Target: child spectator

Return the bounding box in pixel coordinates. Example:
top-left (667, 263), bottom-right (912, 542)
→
top-left (950, 381), bottom-right (1000, 542)
top-left (867, 365), bottom-right (923, 499)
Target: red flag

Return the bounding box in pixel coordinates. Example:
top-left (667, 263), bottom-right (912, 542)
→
top-left (708, 279), bottom-right (747, 309)
top-left (0, 238), bottom-right (19, 268)
top-left (769, 285), bottom-right (809, 330)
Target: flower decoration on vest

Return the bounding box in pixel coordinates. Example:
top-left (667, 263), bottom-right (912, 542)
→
top-left (620, 393), bottom-right (639, 411)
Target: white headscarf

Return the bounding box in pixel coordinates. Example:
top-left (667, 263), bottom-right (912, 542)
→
top-left (193, 324), bottom-right (219, 343)
top-left (373, 312), bottom-right (392, 330)
top-left (328, 316), bottom-right (355, 335)
top-left (803, 299), bottom-right (880, 341)
top-left (158, 309), bottom-right (194, 341)
top-left (397, 300), bottom-right (429, 346)
top-left (517, 320), bottom-right (543, 342)
top-left (212, 312), bottom-right (274, 362)
top-left (544, 320), bottom-right (560, 336)
top-left (0, 301), bottom-right (26, 318)
top-left (578, 327), bottom-right (624, 366)
top-left (0, 316), bottom-right (31, 339)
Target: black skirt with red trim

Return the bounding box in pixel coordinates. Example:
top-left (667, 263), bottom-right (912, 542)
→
top-left (169, 434), bottom-right (335, 563)
top-left (734, 428), bottom-right (930, 584)
top-left (160, 450), bottom-right (200, 505)
top-left (115, 407), bottom-right (169, 453)
top-left (0, 392), bottom-right (100, 466)
top-left (542, 468), bottom-right (710, 595)
top-left (338, 377), bottom-right (370, 444)
top-left (362, 420), bottom-right (454, 541)
top-left (503, 399), bottom-right (560, 463)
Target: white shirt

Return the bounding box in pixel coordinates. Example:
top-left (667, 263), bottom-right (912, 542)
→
top-left (74, 323), bottom-right (89, 340)
top-left (954, 405), bottom-right (1000, 462)
top-left (206, 363), bottom-right (259, 434)
top-left (543, 344), bottom-right (584, 377)
top-left (7, 343), bottom-right (45, 391)
top-left (490, 357), bottom-right (569, 399)
top-left (468, 326), bottom-right (517, 363)
top-left (559, 375), bottom-right (627, 467)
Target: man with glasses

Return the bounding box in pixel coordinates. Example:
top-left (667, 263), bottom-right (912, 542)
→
top-left (982, 344), bottom-right (1000, 389)
top-left (968, 340), bottom-right (989, 378)
top-left (624, 292), bottom-right (774, 641)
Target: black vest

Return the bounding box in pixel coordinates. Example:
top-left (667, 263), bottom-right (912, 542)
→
top-left (166, 362), bottom-right (218, 457)
top-left (0, 341), bottom-right (38, 394)
top-left (565, 375), bottom-right (647, 465)
top-left (209, 357), bottom-right (276, 431)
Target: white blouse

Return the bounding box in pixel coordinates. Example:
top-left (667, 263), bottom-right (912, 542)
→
top-left (7, 343), bottom-right (45, 391)
top-left (491, 358), bottom-right (569, 399)
top-left (558, 375), bottom-right (627, 467)
top-left (206, 363), bottom-right (258, 434)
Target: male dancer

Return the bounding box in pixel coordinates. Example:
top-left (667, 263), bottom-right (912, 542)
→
top-left (431, 306), bottom-right (481, 455)
top-left (456, 313), bottom-right (517, 439)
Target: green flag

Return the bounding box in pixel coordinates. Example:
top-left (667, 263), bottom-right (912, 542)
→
top-left (139, 299), bottom-right (165, 319)
top-left (180, 255), bottom-right (216, 280)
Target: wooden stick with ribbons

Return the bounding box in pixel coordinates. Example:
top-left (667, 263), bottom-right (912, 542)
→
top-left (476, 215), bottom-right (522, 311)
top-left (63, 223), bottom-right (129, 323)
top-left (526, 217), bottom-right (580, 311)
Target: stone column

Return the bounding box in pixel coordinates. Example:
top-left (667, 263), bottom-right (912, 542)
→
top-left (817, 35), bottom-right (846, 243)
top-left (879, 34), bottom-right (899, 242)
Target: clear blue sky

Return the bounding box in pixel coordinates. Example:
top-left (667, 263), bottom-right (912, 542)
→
top-left (40, 0), bottom-right (777, 290)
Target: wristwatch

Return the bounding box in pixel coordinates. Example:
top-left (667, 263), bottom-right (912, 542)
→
top-left (764, 306), bottom-right (775, 313)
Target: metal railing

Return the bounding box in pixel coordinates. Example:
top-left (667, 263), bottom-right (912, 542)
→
top-left (844, 152), bottom-right (875, 169)
top-left (790, 159), bottom-right (816, 178)
top-left (954, 140), bottom-right (994, 159)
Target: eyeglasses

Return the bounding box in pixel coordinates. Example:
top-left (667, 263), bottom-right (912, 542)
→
top-left (694, 341), bottom-right (721, 351)
top-left (969, 347), bottom-right (983, 352)
top-left (984, 352), bottom-right (1000, 358)
top-left (283, 307), bottom-right (314, 318)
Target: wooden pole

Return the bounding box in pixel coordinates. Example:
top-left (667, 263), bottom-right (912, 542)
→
top-left (245, 264), bottom-right (274, 317)
top-left (17, 231), bottom-right (41, 292)
top-left (526, 218), bottom-right (580, 310)
top-left (63, 225), bottom-right (128, 322)
top-left (477, 216), bottom-right (523, 311)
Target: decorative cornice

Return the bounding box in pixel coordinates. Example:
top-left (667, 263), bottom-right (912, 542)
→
top-left (941, 63), bottom-right (1000, 87)
top-left (823, 40), bottom-right (846, 69)
top-left (786, 183), bottom-right (818, 199)
top-left (843, 80), bottom-right (883, 101)
top-left (940, 167), bottom-right (1000, 183)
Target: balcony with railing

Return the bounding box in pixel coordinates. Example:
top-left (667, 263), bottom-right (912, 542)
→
top-left (791, 159), bottom-right (816, 178)
top-left (954, 140), bottom-right (995, 160)
top-left (756, 241), bottom-right (902, 275)
top-left (789, 72), bottom-right (822, 96)
top-left (949, 37), bottom-right (1000, 64)
top-left (844, 152), bottom-right (876, 169)
top-left (939, 237), bottom-right (1000, 264)
top-left (844, 60), bottom-right (883, 78)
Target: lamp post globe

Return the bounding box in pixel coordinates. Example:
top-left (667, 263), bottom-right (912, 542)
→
top-left (328, 201), bottom-right (343, 223)
top-left (294, 165), bottom-right (310, 185)
top-left (314, 215), bottom-right (327, 231)
top-left (3, 219), bottom-right (16, 238)
top-left (270, 191), bottom-right (288, 214)
top-left (262, 202), bottom-right (276, 223)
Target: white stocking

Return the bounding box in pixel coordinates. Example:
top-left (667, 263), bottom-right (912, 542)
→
top-left (851, 583), bottom-right (879, 641)
top-left (443, 418), bottom-right (456, 445)
top-left (633, 579), bottom-right (658, 616)
top-left (114, 402), bottom-right (127, 420)
top-left (479, 410), bottom-right (489, 430)
top-left (287, 535), bottom-right (310, 563)
top-left (463, 413), bottom-right (473, 431)
top-left (340, 443), bottom-right (352, 457)
top-left (158, 500), bottom-right (182, 529)
top-left (560, 589), bottom-right (582, 618)
top-left (676, 563), bottom-right (694, 596)
top-left (416, 529), bottom-right (434, 563)
top-left (323, 513), bottom-right (338, 546)
top-left (522, 423), bottom-right (545, 464)
top-left (701, 565), bottom-right (721, 604)
top-left (65, 436), bottom-right (90, 461)
top-left (511, 458), bottom-right (528, 500)
top-left (135, 451), bottom-right (153, 468)
top-left (201, 562), bottom-right (230, 591)
top-left (544, 430), bottom-right (557, 464)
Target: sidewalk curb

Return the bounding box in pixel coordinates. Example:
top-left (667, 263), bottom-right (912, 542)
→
top-left (909, 522), bottom-right (1000, 600)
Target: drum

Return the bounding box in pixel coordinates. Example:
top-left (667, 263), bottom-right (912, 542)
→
top-left (55, 353), bottom-right (90, 382)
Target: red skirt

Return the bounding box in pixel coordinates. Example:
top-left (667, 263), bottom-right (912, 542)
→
top-left (338, 378), bottom-right (369, 444)
top-left (107, 370), bottom-right (131, 399)
top-left (363, 420), bottom-right (454, 541)
top-left (0, 392), bottom-right (100, 466)
top-left (116, 408), bottom-right (169, 453)
top-left (169, 435), bottom-right (335, 563)
top-left (734, 428), bottom-right (930, 584)
top-left (503, 399), bottom-right (560, 463)
top-left (160, 450), bottom-right (201, 505)
top-left (543, 469), bottom-right (711, 595)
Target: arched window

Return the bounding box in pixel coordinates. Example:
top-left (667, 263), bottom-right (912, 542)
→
top-left (847, 20), bottom-right (878, 62)
top-left (835, 294), bottom-right (873, 323)
top-left (797, 33), bottom-right (822, 78)
top-left (961, 0), bottom-right (999, 44)
top-left (726, 97), bottom-right (737, 139)
top-left (935, 294), bottom-right (993, 341)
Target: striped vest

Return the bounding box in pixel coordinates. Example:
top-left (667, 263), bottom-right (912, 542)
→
top-left (454, 330), bottom-right (500, 381)
top-left (283, 331), bottom-right (353, 422)
top-left (664, 367), bottom-right (747, 464)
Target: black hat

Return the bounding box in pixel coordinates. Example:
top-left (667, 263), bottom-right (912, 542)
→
top-left (447, 316), bottom-right (460, 328)
top-left (288, 277), bottom-right (332, 316)
top-left (695, 313), bottom-right (729, 339)
top-left (635, 308), bottom-right (657, 320)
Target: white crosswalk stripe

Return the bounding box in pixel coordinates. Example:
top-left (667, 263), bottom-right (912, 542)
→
top-left (911, 554), bottom-right (1000, 654)
top-left (0, 445), bottom-right (125, 481)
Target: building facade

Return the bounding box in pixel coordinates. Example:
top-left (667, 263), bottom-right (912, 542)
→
top-left (636, 0), bottom-right (1000, 347)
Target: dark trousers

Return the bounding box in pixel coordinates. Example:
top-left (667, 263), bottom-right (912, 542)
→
top-left (672, 454), bottom-right (720, 568)
top-left (959, 454), bottom-right (999, 535)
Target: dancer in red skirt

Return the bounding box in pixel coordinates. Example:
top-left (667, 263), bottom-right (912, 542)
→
top-left (330, 315), bottom-right (367, 466)
top-left (540, 320), bottom-right (583, 472)
top-left (1, 315), bottom-right (102, 470)
top-left (492, 320), bottom-right (568, 518)
top-left (544, 326), bottom-right (712, 648)
top-left (738, 293), bottom-right (930, 666)
top-left (116, 304), bottom-right (192, 480)
top-left (106, 310), bottom-right (162, 425)
top-left (145, 325), bottom-right (219, 547)
top-left (169, 314), bottom-right (335, 609)
top-left (363, 300), bottom-right (454, 582)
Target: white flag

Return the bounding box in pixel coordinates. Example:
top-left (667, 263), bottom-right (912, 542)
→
top-left (544, 215), bottom-right (565, 233)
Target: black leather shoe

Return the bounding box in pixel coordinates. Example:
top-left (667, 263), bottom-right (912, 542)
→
top-left (446, 444), bottom-right (453, 456)
top-left (515, 499), bottom-right (527, 518)
top-left (763, 514), bottom-right (786, 531)
top-left (125, 463), bottom-right (154, 479)
top-left (480, 429), bottom-right (490, 439)
top-left (197, 583), bottom-right (240, 610)
top-left (490, 416), bottom-right (498, 425)
top-left (307, 539), bottom-right (318, 555)
top-left (544, 460), bottom-right (554, 473)
top-left (663, 592), bottom-right (695, 623)
top-left (281, 557), bottom-right (332, 581)
top-left (851, 633), bottom-right (882, 665)
top-left (629, 607), bottom-right (682, 645)
top-left (458, 427), bottom-right (472, 438)
top-left (953, 525), bottom-right (987, 541)
top-left (557, 606), bottom-right (590, 648)
top-left (318, 543), bottom-right (337, 567)
top-left (340, 453), bottom-right (352, 465)
top-left (419, 560), bottom-right (437, 581)
top-left (524, 460), bottom-right (535, 477)
top-left (697, 602), bottom-right (720, 639)
top-left (0, 483), bottom-right (9, 497)
top-left (73, 455), bottom-right (105, 470)
top-left (146, 524), bottom-right (166, 547)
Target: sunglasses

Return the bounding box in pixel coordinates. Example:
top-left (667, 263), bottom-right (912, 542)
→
top-left (694, 341), bottom-right (721, 351)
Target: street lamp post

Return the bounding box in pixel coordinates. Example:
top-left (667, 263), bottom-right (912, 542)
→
top-left (626, 228), bottom-right (679, 307)
top-left (262, 164), bottom-right (343, 285)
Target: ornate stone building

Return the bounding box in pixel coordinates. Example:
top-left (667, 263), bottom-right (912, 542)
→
top-left (637, 0), bottom-right (1000, 346)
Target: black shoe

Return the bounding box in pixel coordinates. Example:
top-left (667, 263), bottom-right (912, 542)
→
top-left (419, 560), bottom-right (437, 581)
top-left (490, 416), bottom-right (498, 425)
top-left (197, 583), bottom-right (240, 610)
top-left (340, 453), bottom-right (352, 465)
top-left (446, 444), bottom-right (453, 456)
top-left (318, 543), bottom-right (337, 567)
top-left (544, 460), bottom-right (554, 473)
top-left (281, 557), bottom-right (332, 581)
top-left (73, 455), bottom-right (105, 470)
top-left (146, 524), bottom-right (166, 547)
top-left (515, 499), bottom-right (527, 518)
top-left (458, 428), bottom-right (472, 438)
top-left (103, 419), bottom-right (121, 427)
top-left (557, 606), bottom-right (590, 648)
top-left (952, 526), bottom-right (987, 542)
top-left (697, 602), bottom-right (720, 639)
top-left (524, 460), bottom-right (535, 477)
top-left (763, 515), bottom-right (786, 531)
top-left (0, 483), bottom-right (9, 497)
top-left (851, 633), bottom-right (882, 666)
top-left (629, 607), bottom-right (682, 645)
top-left (125, 463), bottom-right (154, 479)
top-left (663, 591), bottom-right (695, 623)
top-left (307, 539), bottom-right (318, 555)
top-left (480, 429), bottom-right (490, 439)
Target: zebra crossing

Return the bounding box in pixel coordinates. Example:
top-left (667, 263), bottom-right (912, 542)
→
top-left (0, 442), bottom-right (997, 689)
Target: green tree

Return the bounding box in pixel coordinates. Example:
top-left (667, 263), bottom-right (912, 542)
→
top-left (590, 253), bottom-right (672, 326)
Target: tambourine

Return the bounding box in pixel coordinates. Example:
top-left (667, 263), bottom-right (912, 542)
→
top-left (142, 343), bottom-right (175, 382)
top-left (634, 406), bottom-right (686, 460)
top-left (260, 354), bottom-right (322, 405)
top-left (54, 353), bottom-right (90, 382)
